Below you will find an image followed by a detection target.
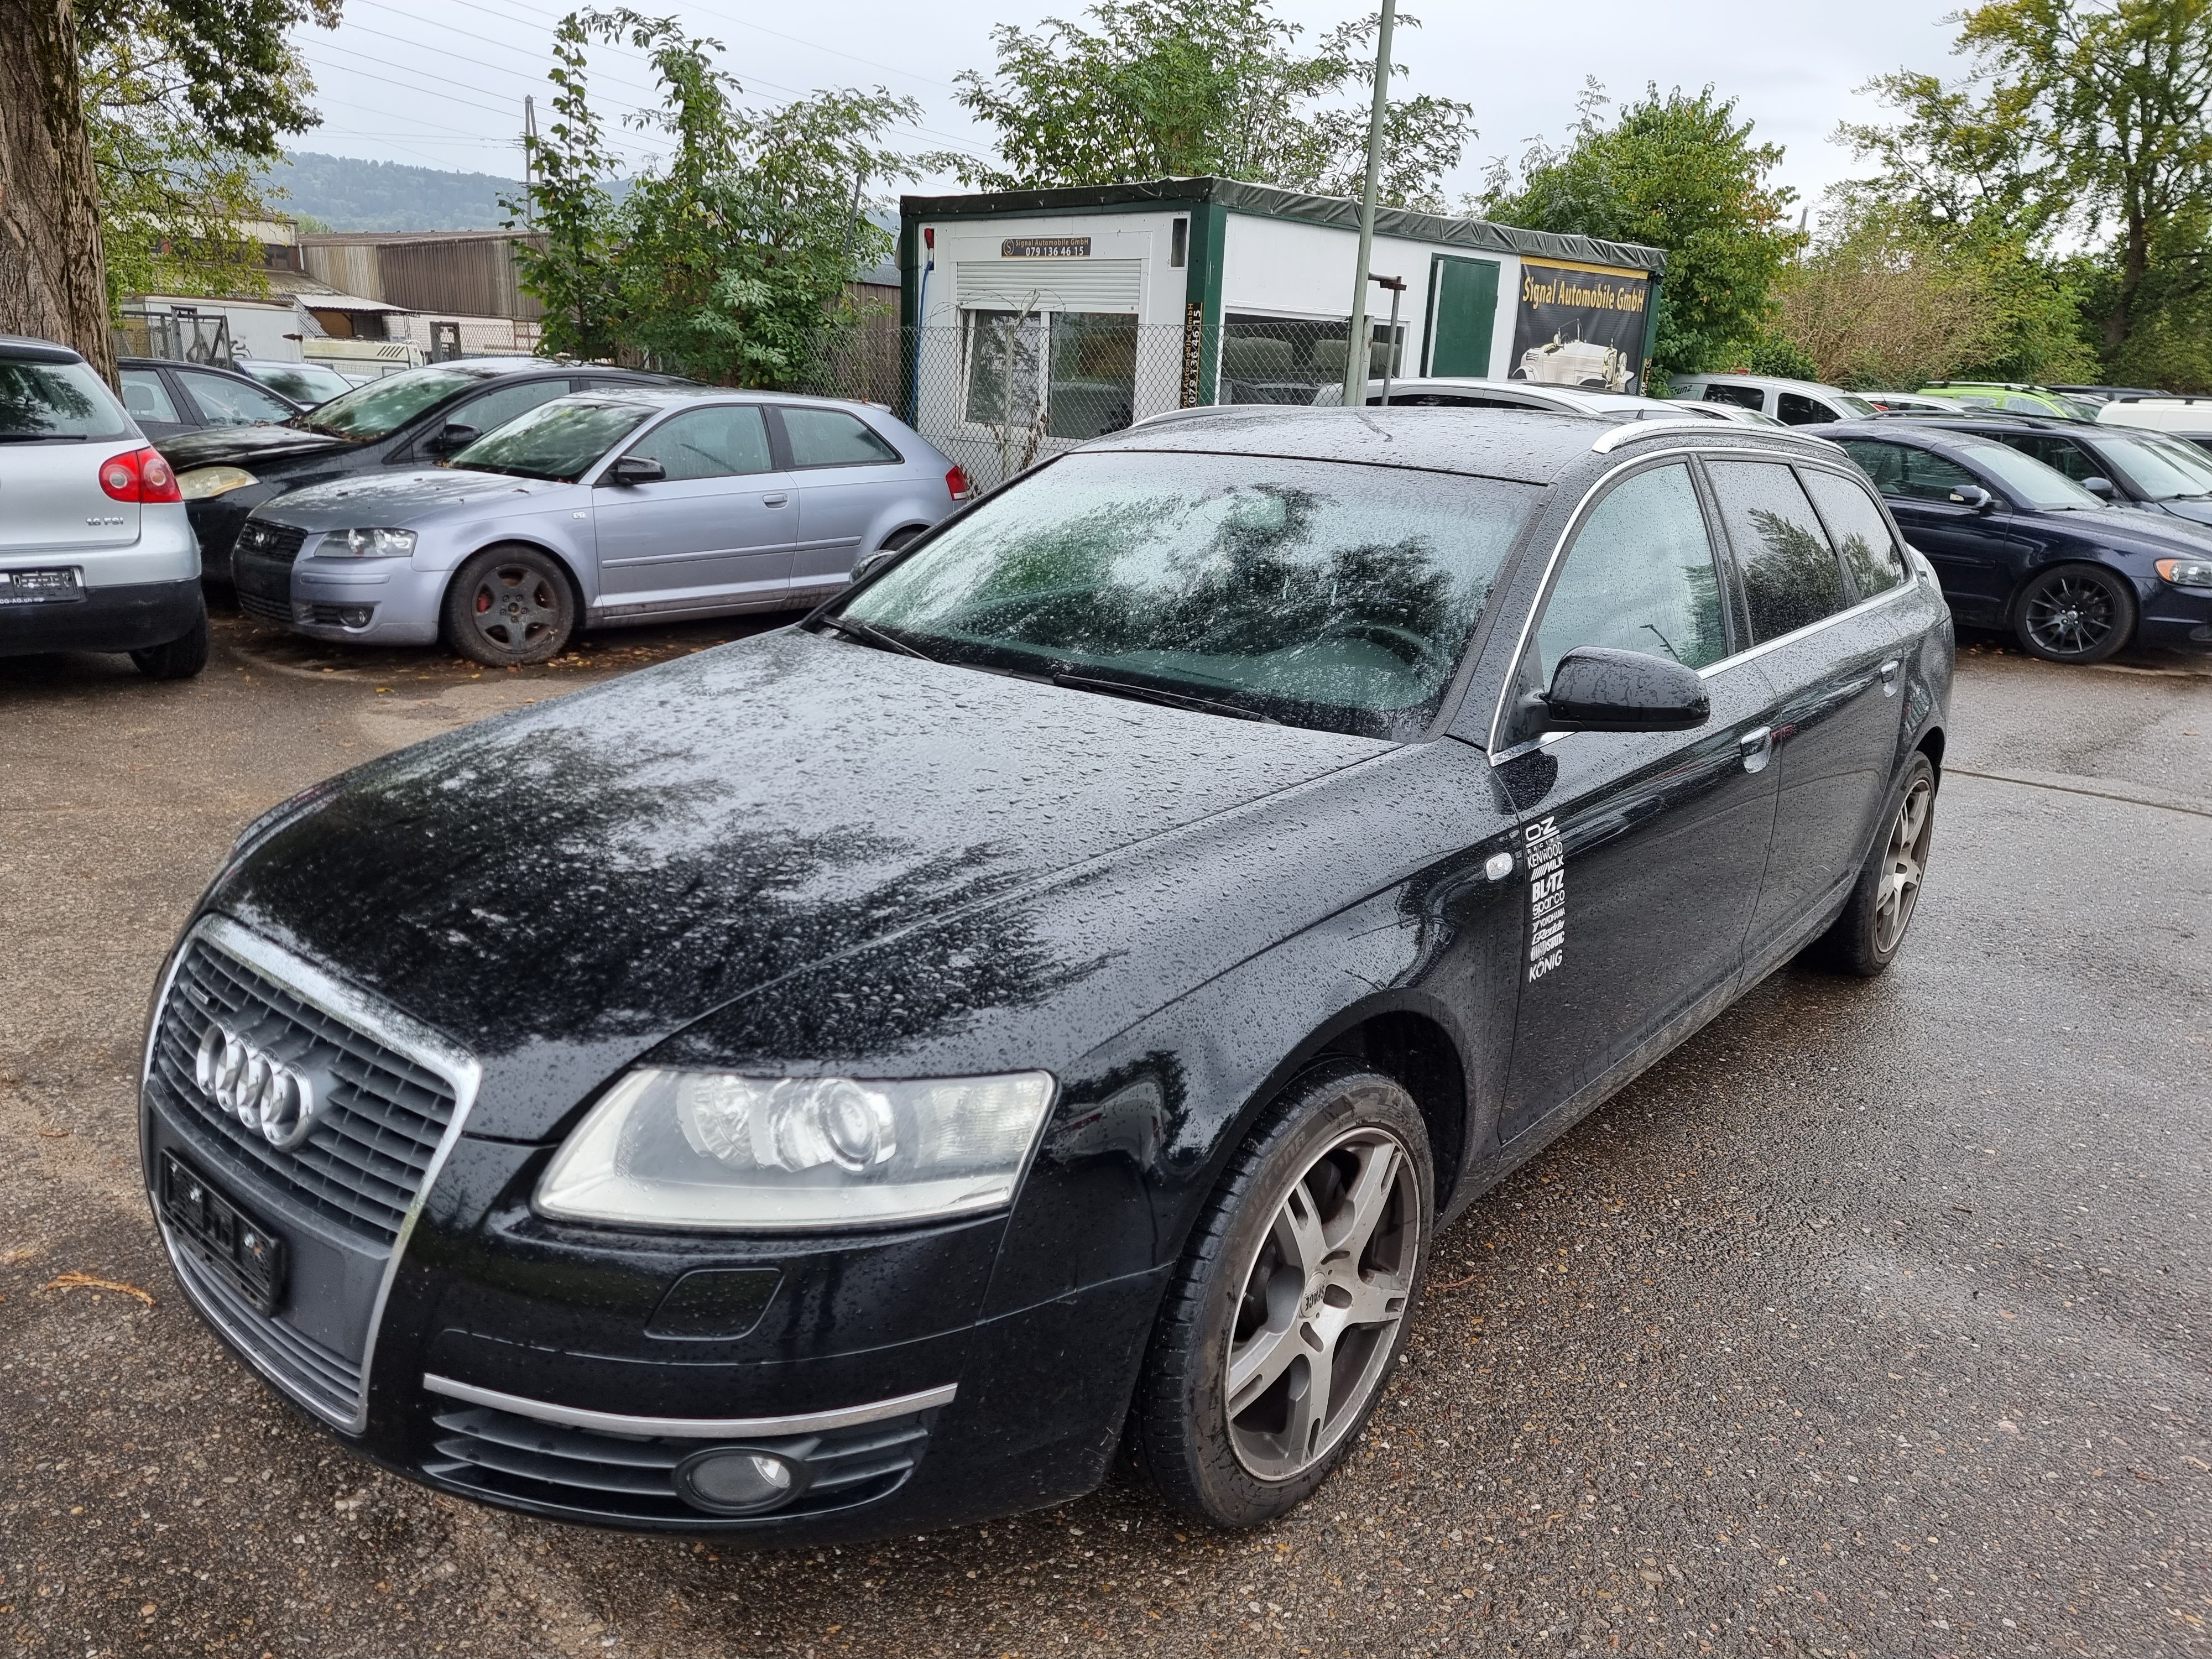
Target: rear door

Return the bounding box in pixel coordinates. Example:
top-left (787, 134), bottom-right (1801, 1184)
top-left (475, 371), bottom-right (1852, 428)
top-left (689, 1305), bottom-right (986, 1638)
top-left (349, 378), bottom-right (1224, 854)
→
top-left (778, 405), bottom-right (916, 592)
top-left (1490, 458), bottom-right (1779, 1150)
top-left (592, 404), bottom-right (796, 611)
top-left (1704, 460), bottom-right (1913, 967)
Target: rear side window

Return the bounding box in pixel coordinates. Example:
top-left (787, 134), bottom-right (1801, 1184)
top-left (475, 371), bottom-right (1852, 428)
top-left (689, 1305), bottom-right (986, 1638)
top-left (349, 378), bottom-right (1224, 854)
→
top-left (623, 406), bottom-right (774, 480)
top-left (453, 378), bottom-right (572, 440)
top-left (782, 407), bottom-right (901, 467)
top-left (118, 368), bottom-right (179, 424)
top-left (1707, 461), bottom-right (1849, 641)
top-left (1776, 392), bottom-right (1837, 426)
top-left (1801, 469), bottom-right (1907, 598)
top-left (0, 358), bottom-right (130, 439)
top-left (1702, 382), bottom-right (1765, 411)
top-left (1535, 463), bottom-right (1729, 679)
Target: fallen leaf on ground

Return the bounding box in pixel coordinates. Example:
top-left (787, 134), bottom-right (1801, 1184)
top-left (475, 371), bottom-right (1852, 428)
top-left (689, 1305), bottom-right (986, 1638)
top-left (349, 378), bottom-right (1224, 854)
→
top-left (43, 1272), bottom-right (154, 1306)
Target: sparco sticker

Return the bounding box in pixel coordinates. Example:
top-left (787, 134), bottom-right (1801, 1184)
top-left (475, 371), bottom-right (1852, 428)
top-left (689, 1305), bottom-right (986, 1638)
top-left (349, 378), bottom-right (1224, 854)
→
top-left (1525, 815), bottom-right (1565, 980)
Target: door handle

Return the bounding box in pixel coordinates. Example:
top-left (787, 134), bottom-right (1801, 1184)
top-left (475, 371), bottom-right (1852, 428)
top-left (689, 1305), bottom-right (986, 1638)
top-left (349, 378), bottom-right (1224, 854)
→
top-left (761, 493), bottom-right (790, 507)
top-left (1739, 726), bottom-right (1773, 775)
top-left (1879, 658), bottom-right (1902, 696)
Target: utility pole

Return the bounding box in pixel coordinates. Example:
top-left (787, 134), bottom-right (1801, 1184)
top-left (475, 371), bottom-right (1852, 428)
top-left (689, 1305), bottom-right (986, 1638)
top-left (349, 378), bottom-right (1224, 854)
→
top-left (523, 95), bottom-right (538, 229)
top-left (1372, 273), bottom-right (1405, 404)
top-left (1340, 0), bottom-right (1397, 409)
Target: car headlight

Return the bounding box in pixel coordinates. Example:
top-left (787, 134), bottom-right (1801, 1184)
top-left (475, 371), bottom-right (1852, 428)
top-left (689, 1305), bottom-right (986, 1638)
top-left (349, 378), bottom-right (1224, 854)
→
top-left (535, 1070), bottom-right (1057, 1230)
top-left (2154, 555), bottom-right (2212, 589)
top-left (315, 527), bottom-right (418, 557)
top-left (178, 466), bottom-right (258, 500)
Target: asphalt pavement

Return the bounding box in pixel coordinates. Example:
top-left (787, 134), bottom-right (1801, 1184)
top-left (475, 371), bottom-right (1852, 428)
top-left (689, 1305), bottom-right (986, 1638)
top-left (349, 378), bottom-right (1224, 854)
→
top-left (2, 617), bottom-right (2206, 1659)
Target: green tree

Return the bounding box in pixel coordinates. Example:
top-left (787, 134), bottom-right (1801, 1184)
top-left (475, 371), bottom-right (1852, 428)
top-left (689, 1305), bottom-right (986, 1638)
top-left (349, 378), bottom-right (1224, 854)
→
top-left (513, 9), bottom-right (946, 384)
top-left (1848, 0), bottom-right (2212, 379)
top-left (952, 0), bottom-right (1475, 210)
top-left (1480, 82), bottom-right (1803, 383)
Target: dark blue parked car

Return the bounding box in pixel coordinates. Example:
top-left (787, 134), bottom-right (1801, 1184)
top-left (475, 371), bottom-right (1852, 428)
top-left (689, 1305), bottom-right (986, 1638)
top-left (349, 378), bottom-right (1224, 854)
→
top-left (1828, 420), bottom-right (2212, 662)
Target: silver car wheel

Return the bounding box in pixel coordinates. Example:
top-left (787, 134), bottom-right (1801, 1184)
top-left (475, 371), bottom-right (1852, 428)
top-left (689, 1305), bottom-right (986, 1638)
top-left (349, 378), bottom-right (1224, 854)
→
top-left (1874, 774), bottom-right (1933, 953)
top-left (1224, 1124), bottom-right (1419, 1481)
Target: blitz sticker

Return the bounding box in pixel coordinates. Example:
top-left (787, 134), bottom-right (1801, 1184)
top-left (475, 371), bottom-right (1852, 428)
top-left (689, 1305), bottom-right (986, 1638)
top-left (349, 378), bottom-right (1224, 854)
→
top-left (1524, 815), bottom-right (1565, 980)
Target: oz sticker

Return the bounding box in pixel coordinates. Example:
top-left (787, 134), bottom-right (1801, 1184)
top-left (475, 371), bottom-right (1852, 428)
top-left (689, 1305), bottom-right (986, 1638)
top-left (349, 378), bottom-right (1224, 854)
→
top-left (1524, 815), bottom-right (1564, 981)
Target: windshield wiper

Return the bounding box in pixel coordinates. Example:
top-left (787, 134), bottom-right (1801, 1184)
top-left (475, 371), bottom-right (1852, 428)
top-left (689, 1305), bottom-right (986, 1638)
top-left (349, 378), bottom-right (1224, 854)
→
top-left (818, 614), bottom-right (936, 662)
top-left (1051, 670), bottom-right (1276, 723)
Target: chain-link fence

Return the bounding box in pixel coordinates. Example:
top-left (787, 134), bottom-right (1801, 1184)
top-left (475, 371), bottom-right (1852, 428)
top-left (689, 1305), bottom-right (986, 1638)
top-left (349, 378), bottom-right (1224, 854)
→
top-left (792, 314), bottom-right (1410, 491)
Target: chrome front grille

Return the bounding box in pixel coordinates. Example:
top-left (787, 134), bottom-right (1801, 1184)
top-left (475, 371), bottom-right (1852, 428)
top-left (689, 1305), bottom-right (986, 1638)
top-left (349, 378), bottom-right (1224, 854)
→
top-left (237, 521), bottom-right (309, 563)
top-left (421, 1403), bottom-right (932, 1524)
top-left (149, 936), bottom-right (457, 1246)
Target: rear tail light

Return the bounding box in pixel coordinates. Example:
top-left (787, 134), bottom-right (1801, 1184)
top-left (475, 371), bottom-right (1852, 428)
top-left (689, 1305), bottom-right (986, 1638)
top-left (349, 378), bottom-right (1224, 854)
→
top-left (945, 465), bottom-right (971, 503)
top-left (98, 446), bottom-right (182, 504)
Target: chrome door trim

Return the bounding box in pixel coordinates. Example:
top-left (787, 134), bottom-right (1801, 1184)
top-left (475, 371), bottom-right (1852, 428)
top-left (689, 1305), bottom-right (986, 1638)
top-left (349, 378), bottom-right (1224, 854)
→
top-left (420, 1374), bottom-right (959, 1439)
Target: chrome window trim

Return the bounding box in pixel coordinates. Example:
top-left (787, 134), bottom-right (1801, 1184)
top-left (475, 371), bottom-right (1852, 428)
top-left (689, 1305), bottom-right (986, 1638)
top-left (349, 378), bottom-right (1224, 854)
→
top-left (144, 913), bottom-right (484, 1434)
top-left (420, 1374), bottom-right (959, 1439)
top-left (1484, 444), bottom-right (1924, 764)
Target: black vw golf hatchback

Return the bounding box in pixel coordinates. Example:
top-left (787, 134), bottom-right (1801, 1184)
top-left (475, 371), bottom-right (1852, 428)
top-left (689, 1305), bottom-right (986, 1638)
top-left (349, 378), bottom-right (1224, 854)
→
top-left (142, 408), bottom-right (1953, 1540)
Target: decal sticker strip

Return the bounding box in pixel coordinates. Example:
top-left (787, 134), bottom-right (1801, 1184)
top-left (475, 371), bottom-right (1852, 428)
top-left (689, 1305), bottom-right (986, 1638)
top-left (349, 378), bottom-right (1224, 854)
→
top-left (1525, 815), bottom-right (1564, 981)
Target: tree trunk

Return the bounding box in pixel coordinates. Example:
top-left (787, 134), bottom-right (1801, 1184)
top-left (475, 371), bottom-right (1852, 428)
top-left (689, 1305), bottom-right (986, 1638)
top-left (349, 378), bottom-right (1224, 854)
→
top-left (0, 0), bottom-right (115, 383)
top-left (2104, 211), bottom-right (2148, 361)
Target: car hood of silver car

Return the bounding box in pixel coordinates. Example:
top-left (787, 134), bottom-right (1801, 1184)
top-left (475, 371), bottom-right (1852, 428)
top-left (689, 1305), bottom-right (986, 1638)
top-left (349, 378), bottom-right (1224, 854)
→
top-left (249, 468), bottom-right (582, 530)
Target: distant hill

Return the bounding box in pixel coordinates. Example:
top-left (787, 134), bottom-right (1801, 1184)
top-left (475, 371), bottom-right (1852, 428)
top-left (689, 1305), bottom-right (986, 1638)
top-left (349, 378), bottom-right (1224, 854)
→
top-left (262, 152), bottom-right (523, 232)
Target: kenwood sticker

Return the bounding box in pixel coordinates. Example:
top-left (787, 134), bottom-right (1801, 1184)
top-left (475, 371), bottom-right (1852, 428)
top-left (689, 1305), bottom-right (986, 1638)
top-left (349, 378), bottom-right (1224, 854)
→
top-left (1525, 815), bottom-right (1564, 980)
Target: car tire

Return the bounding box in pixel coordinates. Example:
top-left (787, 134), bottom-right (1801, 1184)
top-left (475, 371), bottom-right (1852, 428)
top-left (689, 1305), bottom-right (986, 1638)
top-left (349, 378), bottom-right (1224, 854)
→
top-left (130, 604), bottom-right (210, 680)
top-left (2012, 563), bottom-right (2136, 664)
top-left (1134, 1062), bottom-right (1434, 1528)
top-left (879, 525), bottom-right (927, 552)
top-left (441, 545), bottom-right (575, 667)
top-left (1809, 752), bottom-right (1937, 977)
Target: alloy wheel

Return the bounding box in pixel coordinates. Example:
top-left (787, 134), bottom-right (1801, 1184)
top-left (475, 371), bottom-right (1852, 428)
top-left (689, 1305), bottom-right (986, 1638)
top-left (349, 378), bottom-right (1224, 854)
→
top-left (2023, 574), bottom-right (2116, 658)
top-left (1874, 775), bottom-right (1934, 953)
top-left (471, 563), bottom-right (560, 654)
top-left (1224, 1125), bottom-right (1420, 1481)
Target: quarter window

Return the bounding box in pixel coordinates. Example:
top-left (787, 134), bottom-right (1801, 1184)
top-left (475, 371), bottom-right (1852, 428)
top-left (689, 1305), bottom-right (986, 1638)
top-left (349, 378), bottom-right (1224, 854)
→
top-left (1800, 469), bottom-right (1906, 598)
top-left (1534, 463), bottom-right (1729, 681)
top-left (1707, 461), bottom-right (1849, 642)
top-left (624, 406), bottom-right (775, 479)
top-left (781, 406), bottom-right (901, 467)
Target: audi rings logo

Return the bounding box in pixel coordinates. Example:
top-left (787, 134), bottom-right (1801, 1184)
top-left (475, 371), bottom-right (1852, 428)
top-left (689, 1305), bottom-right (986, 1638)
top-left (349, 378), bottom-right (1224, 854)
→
top-left (195, 1023), bottom-right (320, 1149)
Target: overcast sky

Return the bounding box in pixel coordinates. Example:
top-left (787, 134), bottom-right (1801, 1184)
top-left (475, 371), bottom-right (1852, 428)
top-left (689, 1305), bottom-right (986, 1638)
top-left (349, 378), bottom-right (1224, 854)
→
top-left (295, 0), bottom-right (1972, 221)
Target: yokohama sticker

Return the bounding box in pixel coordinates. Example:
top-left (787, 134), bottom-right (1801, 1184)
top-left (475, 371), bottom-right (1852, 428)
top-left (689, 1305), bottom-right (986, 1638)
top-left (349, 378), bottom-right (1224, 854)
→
top-left (1524, 815), bottom-right (1565, 980)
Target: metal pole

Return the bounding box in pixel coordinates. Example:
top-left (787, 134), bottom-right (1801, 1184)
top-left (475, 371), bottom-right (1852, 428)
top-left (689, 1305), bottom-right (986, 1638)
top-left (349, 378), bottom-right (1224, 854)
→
top-left (1341, 0), bottom-right (1398, 409)
top-left (1374, 274), bottom-right (1405, 404)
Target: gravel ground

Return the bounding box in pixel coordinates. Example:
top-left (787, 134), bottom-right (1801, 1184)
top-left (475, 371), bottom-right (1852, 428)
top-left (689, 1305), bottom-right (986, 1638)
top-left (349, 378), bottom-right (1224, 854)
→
top-left (2, 617), bottom-right (2206, 1659)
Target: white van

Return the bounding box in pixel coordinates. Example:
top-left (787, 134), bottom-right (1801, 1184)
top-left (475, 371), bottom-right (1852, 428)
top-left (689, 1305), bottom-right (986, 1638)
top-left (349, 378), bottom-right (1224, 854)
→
top-left (1669, 372), bottom-right (1880, 427)
top-left (2099, 396), bottom-right (2212, 452)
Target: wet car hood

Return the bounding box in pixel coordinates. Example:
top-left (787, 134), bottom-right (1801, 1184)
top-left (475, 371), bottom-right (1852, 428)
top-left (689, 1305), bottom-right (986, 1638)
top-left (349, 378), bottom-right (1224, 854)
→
top-left (2145, 497), bottom-right (2212, 527)
top-left (251, 468), bottom-right (576, 529)
top-left (160, 422), bottom-right (361, 469)
top-left (207, 629), bottom-right (1395, 1134)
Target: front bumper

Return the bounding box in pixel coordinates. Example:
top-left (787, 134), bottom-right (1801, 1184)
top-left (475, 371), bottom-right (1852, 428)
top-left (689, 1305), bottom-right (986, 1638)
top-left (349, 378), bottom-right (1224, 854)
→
top-left (234, 534), bottom-right (442, 646)
top-left (142, 917), bottom-right (1163, 1542)
top-left (0, 575), bottom-right (203, 658)
top-left (2138, 582), bottom-right (2212, 650)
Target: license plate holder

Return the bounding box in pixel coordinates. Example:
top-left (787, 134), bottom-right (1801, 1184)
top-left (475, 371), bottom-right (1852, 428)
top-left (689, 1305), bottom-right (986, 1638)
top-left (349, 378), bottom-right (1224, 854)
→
top-left (160, 1150), bottom-right (288, 1313)
top-left (0, 567), bottom-right (85, 606)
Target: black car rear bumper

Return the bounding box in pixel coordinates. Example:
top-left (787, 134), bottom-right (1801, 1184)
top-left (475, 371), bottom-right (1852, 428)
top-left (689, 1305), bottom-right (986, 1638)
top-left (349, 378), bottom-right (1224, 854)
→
top-left (0, 577), bottom-right (203, 658)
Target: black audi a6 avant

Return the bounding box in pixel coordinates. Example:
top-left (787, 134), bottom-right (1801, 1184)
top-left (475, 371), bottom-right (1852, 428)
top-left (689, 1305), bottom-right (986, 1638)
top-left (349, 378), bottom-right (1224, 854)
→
top-left (142, 408), bottom-right (1953, 1540)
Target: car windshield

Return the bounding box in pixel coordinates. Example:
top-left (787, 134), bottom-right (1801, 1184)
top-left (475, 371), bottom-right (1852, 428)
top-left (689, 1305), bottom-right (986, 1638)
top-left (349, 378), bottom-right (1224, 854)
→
top-left (447, 398), bottom-right (653, 482)
top-left (244, 362), bottom-right (353, 406)
top-left (833, 449), bottom-right (1538, 739)
top-left (294, 367), bottom-right (481, 440)
top-left (1959, 439), bottom-right (2105, 509)
top-left (2093, 432), bottom-right (2212, 499)
top-left (0, 358), bottom-right (130, 441)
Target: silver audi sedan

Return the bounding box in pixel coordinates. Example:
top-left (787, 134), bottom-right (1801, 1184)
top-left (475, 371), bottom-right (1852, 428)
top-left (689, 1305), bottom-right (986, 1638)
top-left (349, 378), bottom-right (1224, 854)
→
top-left (231, 389), bottom-right (969, 665)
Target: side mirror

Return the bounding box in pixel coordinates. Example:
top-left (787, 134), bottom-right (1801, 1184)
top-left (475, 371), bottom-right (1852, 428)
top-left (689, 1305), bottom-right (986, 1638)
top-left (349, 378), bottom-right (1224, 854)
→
top-left (2080, 476), bottom-right (2115, 499)
top-left (426, 421), bottom-right (479, 455)
top-left (1948, 484), bottom-right (1994, 511)
top-left (604, 455), bottom-right (666, 487)
top-left (847, 545), bottom-right (907, 587)
top-left (1520, 646), bottom-right (1710, 734)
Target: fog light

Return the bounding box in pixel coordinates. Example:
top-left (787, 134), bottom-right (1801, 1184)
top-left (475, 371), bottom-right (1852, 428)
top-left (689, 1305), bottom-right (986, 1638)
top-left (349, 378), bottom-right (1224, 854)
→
top-left (674, 1447), bottom-right (806, 1515)
top-left (337, 606), bottom-right (373, 629)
